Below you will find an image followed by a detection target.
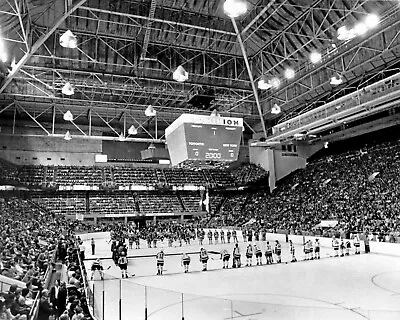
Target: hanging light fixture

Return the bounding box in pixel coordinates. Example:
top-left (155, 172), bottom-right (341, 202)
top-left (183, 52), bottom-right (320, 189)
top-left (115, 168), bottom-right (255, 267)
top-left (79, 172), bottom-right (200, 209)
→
top-left (271, 104), bottom-right (281, 115)
top-left (148, 142), bottom-right (155, 150)
top-left (330, 74), bottom-right (343, 85)
top-left (310, 51), bottom-right (322, 64)
top-left (270, 77), bottom-right (281, 89)
top-left (59, 30), bottom-right (78, 49)
top-left (63, 110), bottom-right (73, 121)
top-left (365, 14), bottom-right (380, 29)
top-left (128, 125), bottom-right (138, 135)
top-left (284, 68), bottom-right (295, 79)
top-left (62, 82), bottom-right (74, 95)
top-left (258, 75), bottom-right (272, 90)
top-left (64, 130), bottom-right (72, 141)
top-left (223, 0), bottom-right (248, 18)
top-left (337, 26), bottom-right (356, 41)
top-left (210, 109), bottom-right (220, 117)
top-left (0, 38), bottom-right (7, 63)
top-left (173, 65), bottom-right (188, 82)
top-left (145, 105), bottom-right (156, 117)
top-left (118, 133), bottom-right (126, 142)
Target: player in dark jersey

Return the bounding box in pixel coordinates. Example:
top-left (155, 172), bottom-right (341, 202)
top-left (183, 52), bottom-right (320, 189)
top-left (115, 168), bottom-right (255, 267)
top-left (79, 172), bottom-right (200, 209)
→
top-left (232, 243), bottom-right (241, 268)
top-left (274, 240), bottom-right (282, 263)
top-left (200, 248), bottom-right (209, 271)
top-left (265, 241), bottom-right (273, 265)
top-left (118, 252), bottom-right (129, 278)
top-left (245, 244), bottom-right (253, 266)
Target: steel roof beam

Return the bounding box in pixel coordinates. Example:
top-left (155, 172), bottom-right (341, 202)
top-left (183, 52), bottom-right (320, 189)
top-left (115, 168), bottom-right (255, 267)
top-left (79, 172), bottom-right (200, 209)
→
top-left (79, 6), bottom-right (236, 36)
top-left (0, 0), bottom-right (88, 94)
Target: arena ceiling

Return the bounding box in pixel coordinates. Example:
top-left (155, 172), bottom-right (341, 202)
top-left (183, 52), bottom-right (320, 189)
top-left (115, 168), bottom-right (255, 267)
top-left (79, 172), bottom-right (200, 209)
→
top-left (0, 0), bottom-right (400, 140)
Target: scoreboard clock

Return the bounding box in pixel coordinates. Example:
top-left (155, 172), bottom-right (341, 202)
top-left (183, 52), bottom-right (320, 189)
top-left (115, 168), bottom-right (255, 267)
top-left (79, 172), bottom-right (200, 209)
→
top-left (165, 114), bottom-right (243, 166)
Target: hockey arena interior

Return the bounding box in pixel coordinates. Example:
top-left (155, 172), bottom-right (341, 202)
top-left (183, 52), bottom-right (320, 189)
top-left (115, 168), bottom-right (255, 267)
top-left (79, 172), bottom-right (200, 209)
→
top-left (1, 0), bottom-right (400, 319)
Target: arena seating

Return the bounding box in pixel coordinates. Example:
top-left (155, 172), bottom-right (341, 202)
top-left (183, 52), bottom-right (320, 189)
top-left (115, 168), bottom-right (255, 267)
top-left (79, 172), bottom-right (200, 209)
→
top-left (230, 163), bottom-right (268, 185)
top-left (89, 193), bottom-right (138, 215)
top-left (179, 192), bottom-right (202, 212)
top-left (137, 193), bottom-right (183, 215)
top-left (18, 165), bottom-right (45, 186)
top-left (112, 167), bottom-right (158, 186)
top-left (55, 166), bottom-right (103, 186)
top-left (31, 192), bottom-right (86, 216)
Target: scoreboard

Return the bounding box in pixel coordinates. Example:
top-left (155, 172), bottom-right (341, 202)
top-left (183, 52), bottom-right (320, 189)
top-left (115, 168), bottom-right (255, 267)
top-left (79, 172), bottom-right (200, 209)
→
top-left (165, 114), bottom-right (243, 166)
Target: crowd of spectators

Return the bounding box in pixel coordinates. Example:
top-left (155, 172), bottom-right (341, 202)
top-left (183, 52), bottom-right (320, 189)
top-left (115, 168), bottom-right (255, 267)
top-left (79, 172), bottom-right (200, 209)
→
top-left (0, 164), bottom-right (255, 189)
top-left (230, 164), bottom-right (268, 185)
top-left (0, 198), bottom-right (93, 320)
top-left (209, 140), bottom-right (400, 240)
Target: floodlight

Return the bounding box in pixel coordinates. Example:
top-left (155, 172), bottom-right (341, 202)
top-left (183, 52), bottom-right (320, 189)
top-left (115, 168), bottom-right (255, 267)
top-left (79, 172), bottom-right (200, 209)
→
top-left (63, 110), bottom-right (73, 121)
top-left (223, 0), bottom-right (248, 18)
top-left (310, 51), bottom-right (322, 64)
top-left (145, 105), bottom-right (156, 117)
top-left (271, 104), bottom-right (281, 115)
top-left (64, 130), bottom-right (72, 141)
top-left (59, 30), bottom-right (78, 49)
top-left (128, 125), bottom-right (138, 135)
top-left (173, 65), bottom-right (188, 82)
top-left (62, 82), bottom-right (74, 95)
top-left (284, 68), bottom-right (295, 79)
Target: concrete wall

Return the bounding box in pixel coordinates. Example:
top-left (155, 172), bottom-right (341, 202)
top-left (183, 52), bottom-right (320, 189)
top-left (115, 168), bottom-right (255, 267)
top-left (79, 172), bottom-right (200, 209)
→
top-left (273, 150), bottom-right (306, 181)
top-left (249, 146), bottom-right (305, 190)
top-left (0, 135), bottom-right (101, 166)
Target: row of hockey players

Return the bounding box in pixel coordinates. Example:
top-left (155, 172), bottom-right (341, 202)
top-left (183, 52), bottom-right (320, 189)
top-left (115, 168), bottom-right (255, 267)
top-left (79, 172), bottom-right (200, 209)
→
top-left (91, 237), bottom-right (362, 279)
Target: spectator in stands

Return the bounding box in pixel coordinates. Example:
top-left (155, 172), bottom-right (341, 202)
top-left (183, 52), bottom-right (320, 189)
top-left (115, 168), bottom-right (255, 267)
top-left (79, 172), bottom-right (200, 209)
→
top-left (37, 289), bottom-right (53, 320)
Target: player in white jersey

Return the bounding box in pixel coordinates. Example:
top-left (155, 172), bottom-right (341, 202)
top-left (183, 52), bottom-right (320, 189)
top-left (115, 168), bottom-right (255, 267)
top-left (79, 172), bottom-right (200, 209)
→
top-left (220, 249), bottom-right (230, 269)
top-left (156, 250), bottom-right (165, 275)
top-left (181, 253), bottom-right (191, 273)
top-left (253, 243), bottom-right (263, 265)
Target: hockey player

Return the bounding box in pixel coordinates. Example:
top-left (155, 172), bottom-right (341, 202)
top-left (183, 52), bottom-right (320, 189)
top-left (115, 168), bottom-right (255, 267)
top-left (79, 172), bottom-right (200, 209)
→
top-left (220, 230), bottom-right (225, 244)
top-left (289, 240), bottom-right (297, 262)
top-left (308, 240), bottom-right (314, 260)
top-left (232, 243), bottom-right (241, 268)
top-left (227, 230), bottom-right (231, 244)
top-left (199, 229), bottom-right (204, 246)
top-left (340, 239), bottom-right (345, 257)
top-left (214, 230), bottom-right (219, 244)
top-left (254, 243), bottom-right (262, 265)
top-left (242, 229), bottom-right (247, 242)
top-left (181, 253), bottom-right (191, 273)
top-left (232, 230), bottom-right (238, 243)
top-left (118, 252), bottom-right (129, 278)
top-left (207, 230), bottom-right (213, 245)
top-left (265, 241), bottom-right (273, 265)
top-left (156, 249), bottom-right (165, 275)
top-left (314, 239), bottom-right (320, 259)
top-left (332, 236), bottom-right (340, 257)
top-left (90, 258), bottom-right (104, 280)
top-left (220, 249), bottom-right (230, 269)
top-left (274, 240), bottom-right (282, 263)
top-left (353, 235), bottom-right (360, 254)
top-left (200, 248), bottom-right (209, 271)
top-left (128, 236), bottom-right (133, 250)
top-left (245, 244), bottom-right (253, 266)
top-left (135, 233), bottom-right (140, 249)
top-left (303, 241), bottom-right (309, 260)
top-left (345, 239), bottom-right (351, 256)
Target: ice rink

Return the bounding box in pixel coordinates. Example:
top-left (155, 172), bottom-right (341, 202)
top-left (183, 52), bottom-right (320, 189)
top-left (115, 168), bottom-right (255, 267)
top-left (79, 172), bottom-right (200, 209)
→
top-left (82, 234), bottom-right (400, 320)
